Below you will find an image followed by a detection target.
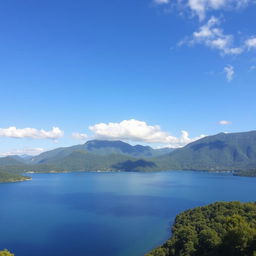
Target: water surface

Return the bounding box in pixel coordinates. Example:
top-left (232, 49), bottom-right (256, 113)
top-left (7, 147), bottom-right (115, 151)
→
top-left (0, 171), bottom-right (256, 256)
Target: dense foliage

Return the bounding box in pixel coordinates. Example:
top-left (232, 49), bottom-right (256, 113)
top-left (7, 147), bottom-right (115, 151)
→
top-left (0, 249), bottom-right (14, 256)
top-left (146, 201), bottom-right (256, 256)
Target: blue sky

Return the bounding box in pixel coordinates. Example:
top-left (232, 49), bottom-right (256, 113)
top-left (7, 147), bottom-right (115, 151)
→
top-left (0, 0), bottom-right (256, 155)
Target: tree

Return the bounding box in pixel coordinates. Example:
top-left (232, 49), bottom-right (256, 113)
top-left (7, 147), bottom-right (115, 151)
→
top-left (0, 249), bottom-right (14, 256)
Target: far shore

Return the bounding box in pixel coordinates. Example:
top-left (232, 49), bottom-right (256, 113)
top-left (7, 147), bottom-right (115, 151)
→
top-left (0, 176), bottom-right (32, 184)
top-left (22, 169), bottom-right (251, 177)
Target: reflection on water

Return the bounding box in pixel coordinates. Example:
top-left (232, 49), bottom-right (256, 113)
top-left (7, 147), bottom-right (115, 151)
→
top-left (0, 171), bottom-right (255, 256)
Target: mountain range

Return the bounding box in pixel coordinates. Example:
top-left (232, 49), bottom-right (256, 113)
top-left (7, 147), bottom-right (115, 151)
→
top-left (155, 130), bottom-right (256, 172)
top-left (0, 130), bottom-right (256, 181)
top-left (27, 140), bottom-right (174, 164)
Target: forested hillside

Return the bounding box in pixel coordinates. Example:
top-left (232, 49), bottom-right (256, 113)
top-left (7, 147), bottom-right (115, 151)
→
top-left (157, 131), bottom-right (256, 172)
top-left (29, 140), bottom-right (173, 164)
top-left (146, 201), bottom-right (256, 256)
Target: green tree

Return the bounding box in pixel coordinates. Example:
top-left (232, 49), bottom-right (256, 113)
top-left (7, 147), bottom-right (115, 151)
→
top-left (0, 249), bottom-right (14, 256)
top-left (197, 228), bottom-right (221, 256)
top-left (220, 215), bottom-right (256, 256)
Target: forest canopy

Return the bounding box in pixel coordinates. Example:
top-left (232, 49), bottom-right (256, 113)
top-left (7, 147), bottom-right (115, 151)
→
top-left (0, 249), bottom-right (14, 256)
top-left (146, 201), bottom-right (256, 256)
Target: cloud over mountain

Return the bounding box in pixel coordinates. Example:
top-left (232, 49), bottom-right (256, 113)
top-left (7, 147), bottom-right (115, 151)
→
top-left (0, 148), bottom-right (45, 157)
top-left (74, 119), bottom-right (205, 148)
top-left (72, 132), bottom-right (89, 140)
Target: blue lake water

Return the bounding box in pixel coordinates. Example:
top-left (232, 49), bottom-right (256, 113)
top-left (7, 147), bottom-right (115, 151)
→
top-left (0, 171), bottom-right (256, 256)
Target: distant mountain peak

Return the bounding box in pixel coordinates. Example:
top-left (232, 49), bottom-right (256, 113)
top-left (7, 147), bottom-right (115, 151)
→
top-left (26, 139), bottom-right (174, 165)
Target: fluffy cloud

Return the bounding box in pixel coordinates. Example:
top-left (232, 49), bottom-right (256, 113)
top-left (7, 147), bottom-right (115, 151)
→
top-left (76, 119), bottom-right (205, 148)
top-left (181, 17), bottom-right (256, 55)
top-left (156, 1), bottom-right (256, 57)
top-left (0, 127), bottom-right (64, 140)
top-left (219, 120), bottom-right (232, 125)
top-left (164, 130), bottom-right (206, 148)
top-left (0, 148), bottom-right (45, 157)
top-left (187, 17), bottom-right (243, 55)
top-left (224, 65), bottom-right (234, 81)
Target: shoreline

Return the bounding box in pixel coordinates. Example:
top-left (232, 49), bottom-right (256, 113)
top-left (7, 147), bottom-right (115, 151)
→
top-left (1, 169), bottom-right (254, 184)
top-left (24, 169), bottom-right (241, 176)
top-left (0, 176), bottom-right (32, 184)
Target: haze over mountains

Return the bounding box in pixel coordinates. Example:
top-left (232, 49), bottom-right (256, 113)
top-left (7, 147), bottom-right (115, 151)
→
top-left (0, 156), bottom-right (24, 166)
top-left (0, 130), bottom-right (256, 180)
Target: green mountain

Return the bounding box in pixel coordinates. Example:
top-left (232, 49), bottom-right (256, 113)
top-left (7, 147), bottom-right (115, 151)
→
top-left (0, 151), bottom-right (158, 174)
top-left (29, 140), bottom-right (173, 164)
top-left (0, 156), bottom-right (24, 166)
top-left (42, 150), bottom-right (157, 172)
top-left (157, 130), bottom-right (256, 171)
top-left (1, 131), bottom-right (256, 177)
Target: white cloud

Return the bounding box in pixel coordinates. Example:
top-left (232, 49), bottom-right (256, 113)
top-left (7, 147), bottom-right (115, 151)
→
top-left (245, 36), bottom-right (256, 49)
top-left (157, 1), bottom-right (256, 58)
top-left (184, 0), bottom-right (252, 20)
top-left (0, 127), bottom-right (64, 140)
top-left (224, 65), bottom-right (234, 81)
top-left (164, 130), bottom-right (206, 148)
top-left (187, 0), bottom-right (225, 20)
top-left (188, 17), bottom-right (243, 55)
top-left (154, 0), bottom-right (170, 4)
top-left (0, 148), bottom-right (45, 157)
top-left (86, 119), bottom-right (205, 148)
top-left (219, 120), bottom-right (232, 125)
top-left (72, 132), bottom-right (89, 141)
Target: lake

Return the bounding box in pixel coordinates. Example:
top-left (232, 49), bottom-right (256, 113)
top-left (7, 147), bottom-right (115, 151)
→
top-left (0, 171), bottom-right (256, 256)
